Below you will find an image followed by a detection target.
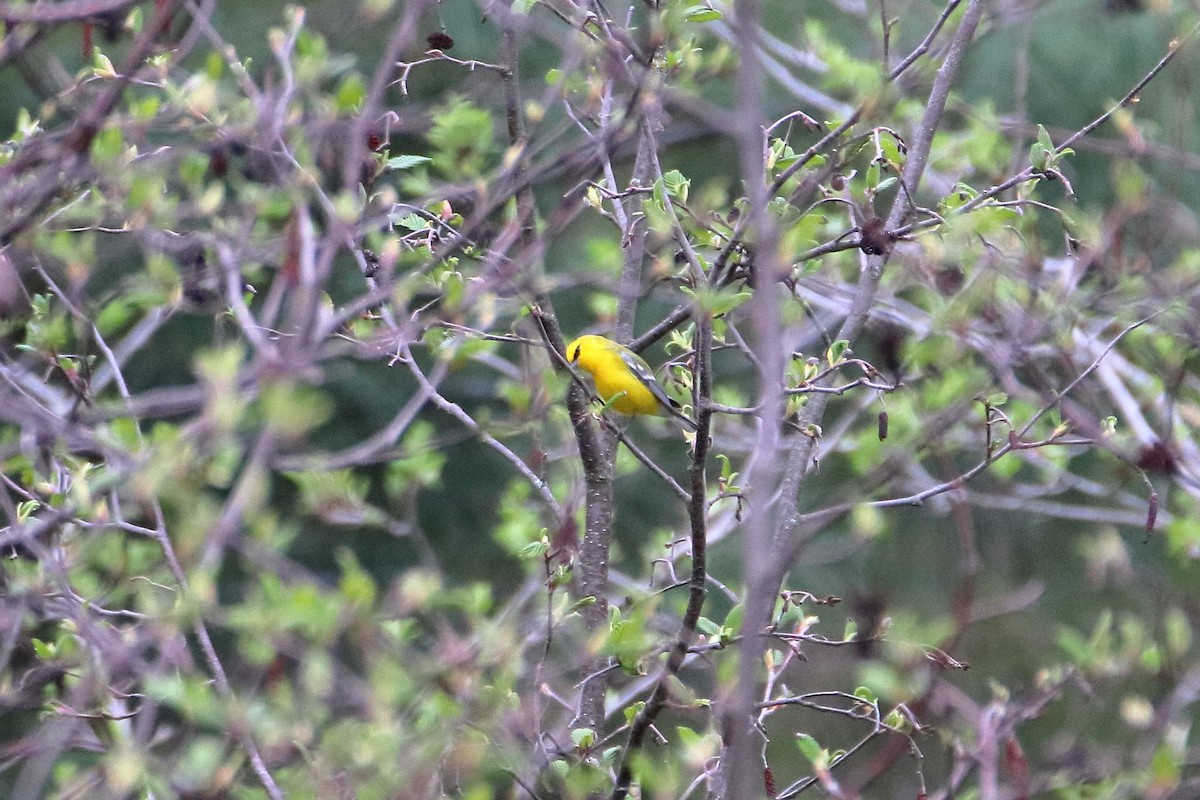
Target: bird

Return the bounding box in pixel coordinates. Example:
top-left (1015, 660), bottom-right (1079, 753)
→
top-left (565, 334), bottom-right (697, 431)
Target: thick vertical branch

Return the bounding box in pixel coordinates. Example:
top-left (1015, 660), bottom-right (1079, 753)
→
top-left (495, 8), bottom-right (616, 732)
top-left (559, 11), bottom-right (670, 732)
top-left (534, 307), bottom-right (613, 732)
top-left (611, 314), bottom-right (712, 799)
top-left (574, 418), bottom-right (615, 732)
top-left (576, 110), bottom-right (664, 737)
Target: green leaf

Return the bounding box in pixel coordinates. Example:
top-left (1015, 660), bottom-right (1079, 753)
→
top-left (1030, 124), bottom-right (1054, 170)
top-left (429, 98), bottom-right (495, 177)
top-left (90, 125), bottom-right (126, 166)
top-left (386, 155), bottom-right (432, 171)
top-left (1027, 144), bottom-right (1046, 171)
top-left (16, 500), bottom-right (40, 523)
top-left (570, 595), bottom-right (598, 612)
top-left (662, 168), bottom-right (690, 203)
top-left (108, 418), bottom-right (143, 450)
top-left (335, 73), bottom-right (366, 113)
top-left (680, 285), bottom-right (752, 317)
top-left (878, 131), bottom-right (905, 166)
top-left (1141, 645), bottom-right (1162, 672)
top-left (518, 539), bottom-right (549, 560)
top-left (1164, 607), bottom-right (1191, 658)
top-left (1036, 124), bottom-right (1054, 154)
top-left (826, 339), bottom-right (850, 366)
top-left (570, 727), bottom-right (596, 748)
top-left (676, 725), bottom-right (705, 748)
top-left (131, 95), bottom-right (161, 122)
top-left (795, 733), bottom-right (825, 768)
top-left (390, 211), bottom-right (428, 231)
top-left (92, 51), bottom-right (117, 79)
top-left (14, 107), bottom-right (40, 140)
top-left (1149, 744), bottom-right (1180, 789)
top-left (865, 161), bottom-right (880, 190)
top-left (386, 421), bottom-right (447, 491)
top-left (723, 604), bottom-right (744, 636)
top-left (941, 182), bottom-right (978, 212)
top-left (336, 548), bottom-right (377, 608)
top-left (684, 6), bottom-right (723, 22)
top-left (96, 301), bottom-right (138, 338)
top-left (716, 453), bottom-right (733, 481)
top-left (852, 685), bottom-right (876, 704)
top-left (260, 382), bottom-right (333, 438)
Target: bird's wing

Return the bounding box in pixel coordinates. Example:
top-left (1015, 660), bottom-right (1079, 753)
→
top-left (619, 348), bottom-right (682, 411)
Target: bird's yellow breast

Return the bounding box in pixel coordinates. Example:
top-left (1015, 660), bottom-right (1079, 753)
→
top-left (568, 335), bottom-right (663, 416)
top-left (591, 359), bottom-right (661, 415)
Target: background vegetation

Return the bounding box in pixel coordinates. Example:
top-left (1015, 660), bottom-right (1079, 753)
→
top-left (0, 0), bottom-right (1198, 798)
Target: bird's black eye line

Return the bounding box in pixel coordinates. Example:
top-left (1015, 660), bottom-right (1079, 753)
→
top-left (569, 346), bottom-right (579, 362)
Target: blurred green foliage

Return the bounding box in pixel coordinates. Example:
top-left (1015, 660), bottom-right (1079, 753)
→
top-left (0, 1), bottom-right (1198, 798)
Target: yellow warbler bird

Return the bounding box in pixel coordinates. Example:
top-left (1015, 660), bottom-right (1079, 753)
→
top-left (566, 334), bottom-right (697, 431)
